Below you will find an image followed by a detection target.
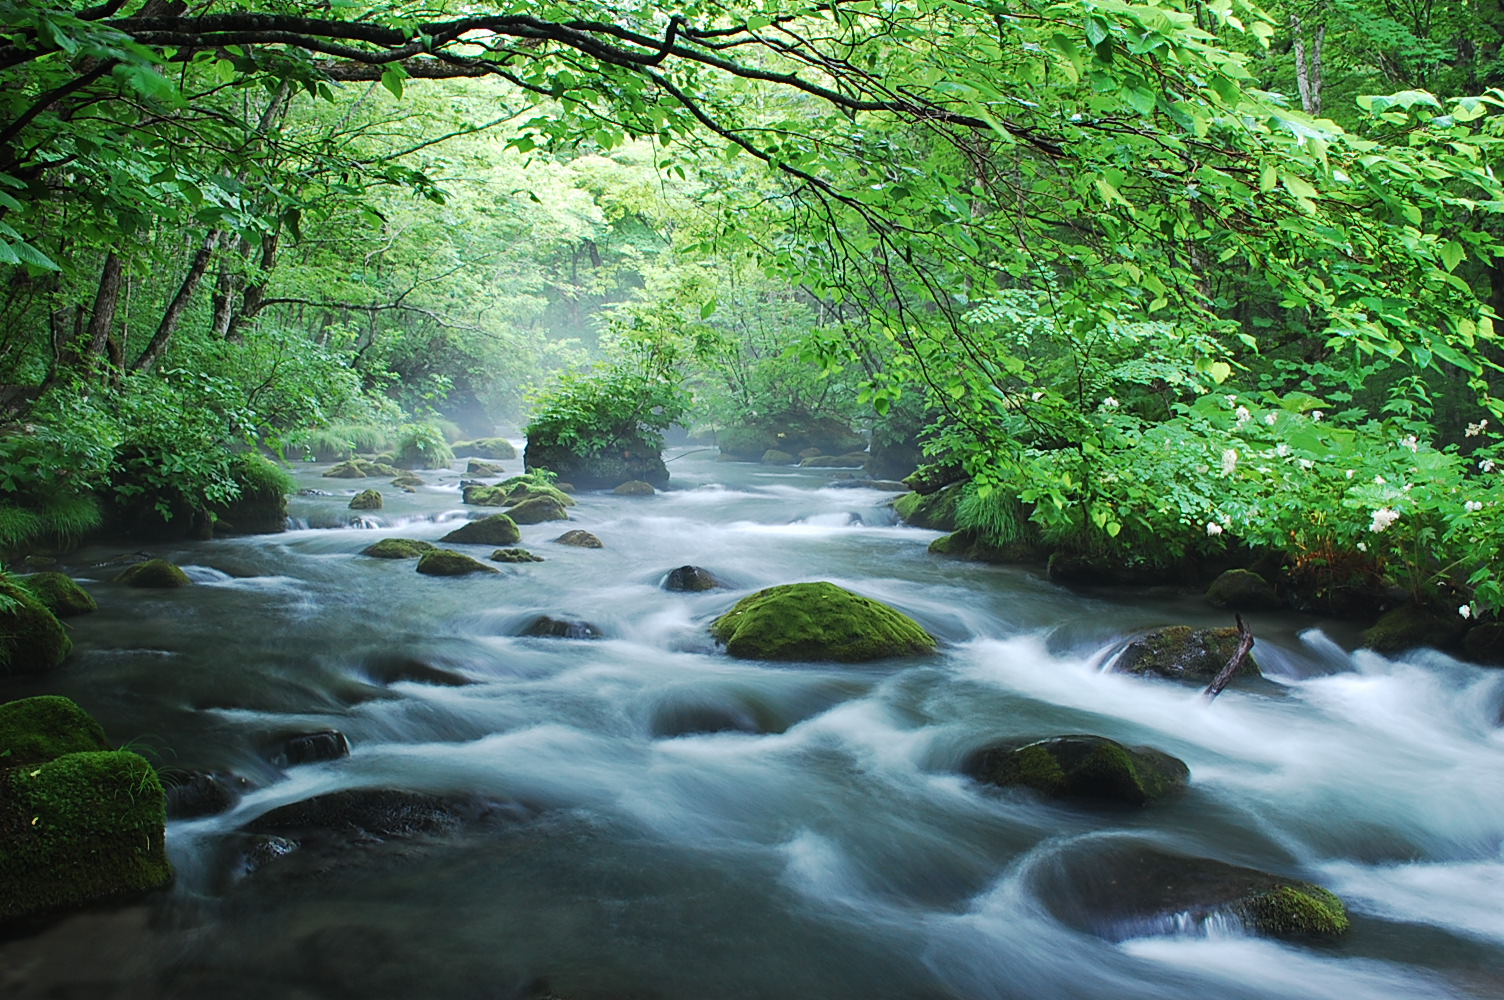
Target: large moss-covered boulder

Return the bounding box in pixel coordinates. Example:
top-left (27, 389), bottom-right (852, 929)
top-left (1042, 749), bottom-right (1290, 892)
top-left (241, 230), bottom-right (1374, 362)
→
top-left (0, 695), bottom-right (109, 765)
top-left (416, 549), bottom-right (499, 576)
top-left (760, 449), bottom-right (795, 465)
top-left (213, 454), bottom-right (293, 535)
top-left (116, 558), bottom-right (191, 588)
top-left (710, 582), bottom-right (936, 662)
top-left (439, 514), bottom-right (521, 546)
top-left (349, 488), bottom-right (383, 511)
top-left (967, 735), bottom-right (1189, 806)
top-left (463, 479), bottom-right (576, 509)
top-left (453, 438), bottom-right (518, 460)
top-left (0, 750), bottom-right (173, 924)
top-left (467, 459), bottom-right (506, 476)
top-left (1362, 603), bottom-right (1468, 655)
top-left (1112, 625), bottom-right (1261, 682)
top-left (507, 495), bottom-right (569, 525)
top-left (1029, 842), bottom-right (1349, 941)
top-left (553, 529), bottom-right (603, 548)
top-left (0, 579), bottom-right (72, 676)
top-left (716, 417), bottom-right (865, 461)
top-left (613, 480), bottom-right (656, 496)
top-left (1205, 569), bottom-right (1281, 610)
top-left (893, 483), bottom-right (964, 531)
top-left (361, 538), bottom-right (436, 559)
top-left (491, 547), bottom-right (544, 563)
top-left (323, 460), bottom-right (368, 479)
top-left (928, 530), bottom-right (1043, 565)
top-left (525, 434), bottom-right (669, 490)
top-left (20, 572), bottom-right (97, 617)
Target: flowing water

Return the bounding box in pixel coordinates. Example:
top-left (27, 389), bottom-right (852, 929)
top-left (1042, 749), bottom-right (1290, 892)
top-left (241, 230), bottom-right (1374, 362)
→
top-left (2, 448), bottom-right (1502, 999)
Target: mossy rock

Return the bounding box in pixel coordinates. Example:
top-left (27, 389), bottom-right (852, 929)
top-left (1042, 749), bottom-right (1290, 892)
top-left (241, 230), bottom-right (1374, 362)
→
top-left (553, 530), bottom-right (602, 548)
top-left (349, 488), bottom-right (383, 511)
top-left (361, 538), bottom-right (436, 559)
top-left (798, 447), bottom-right (822, 459)
top-left (928, 530), bottom-right (1042, 564)
top-left (462, 484), bottom-right (512, 506)
top-left (439, 514), bottom-right (521, 546)
top-left (0, 695), bottom-right (109, 765)
top-left (1463, 622), bottom-right (1504, 666)
top-left (356, 459), bottom-right (401, 477)
top-left (1362, 603), bottom-right (1468, 655)
top-left (416, 549), bottom-right (499, 576)
top-left (903, 462), bottom-right (966, 495)
top-left (1029, 842), bottom-right (1348, 941)
top-left (0, 579), bottom-right (72, 677)
top-left (710, 581), bottom-right (936, 663)
top-left (20, 572), bottom-right (97, 617)
top-left (508, 495), bottom-right (569, 525)
top-left (491, 547), bottom-right (544, 563)
top-left (0, 750), bottom-right (172, 923)
top-left (798, 454), bottom-right (867, 468)
top-left (967, 735), bottom-right (1189, 806)
top-left (761, 449), bottom-right (796, 465)
top-left (467, 459), bottom-right (506, 476)
top-left (1205, 569), bottom-right (1281, 610)
top-left (390, 474), bottom-right (425, 488)
top-left (323, 460), bottom-right (368, 479)
top-left (213, 454), bottom-right (293, 535)
top-left (1112, 625), bottom-right (1261, 682)
top-left (613, 480), bottom-right (656, 496)
top-left (893, 483), bottom-right (964, 531)
top-left (116, 558), bottom-right (191, 588)
top-left (453, 438), bottom-right (518, 460)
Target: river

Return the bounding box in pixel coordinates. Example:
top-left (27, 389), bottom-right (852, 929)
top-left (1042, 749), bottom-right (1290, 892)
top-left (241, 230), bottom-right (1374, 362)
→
top-left (2, 447), bottom-right (1501, 999)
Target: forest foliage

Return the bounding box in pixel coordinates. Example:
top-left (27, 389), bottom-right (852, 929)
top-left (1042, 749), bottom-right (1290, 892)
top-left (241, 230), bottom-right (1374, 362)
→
top-left (1, 0), bottom-right (1503, 615)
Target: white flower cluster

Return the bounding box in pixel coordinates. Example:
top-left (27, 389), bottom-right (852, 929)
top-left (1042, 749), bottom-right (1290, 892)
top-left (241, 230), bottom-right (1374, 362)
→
top-left (1101, 396), bottom-right (1119, 409)
top-left (1466, 500), bottom-right (1484, 512)
top-left (1206, 521), bottom-right (1223, 536)
top-left (1481, 459), bottom-right (1497, 473)
top-left (1466, 419), bottom-right (1489, 437)
top-left (1370, 507), bottom-right (1401, 533)
top-left (1234, 405), bottom-right (1251, 427)
top-left (1398, 435), bottom-right (1419, 452)
top-left (1221, 449), bottom-right (1238, 475)
top-left (1459, 604), bottom-right (1473, 620)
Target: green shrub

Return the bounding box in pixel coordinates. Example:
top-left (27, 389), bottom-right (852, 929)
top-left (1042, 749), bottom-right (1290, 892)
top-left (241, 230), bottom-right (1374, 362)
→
top-left (395, 423), bottom-right (455, 470)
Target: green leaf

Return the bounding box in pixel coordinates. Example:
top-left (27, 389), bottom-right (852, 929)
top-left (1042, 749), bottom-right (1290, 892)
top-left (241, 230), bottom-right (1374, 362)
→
top-left (381, 65), bottom-right (406, 100)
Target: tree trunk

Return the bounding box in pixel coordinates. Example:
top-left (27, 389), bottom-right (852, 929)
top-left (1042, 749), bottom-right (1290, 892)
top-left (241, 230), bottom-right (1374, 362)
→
top-left (226, 228), bottom-right (279, 341)
top-left (84, 250), bottom-right (124, 367)
top-left (1291, 15), bottom-right (1325, 116)
top-left (132, 230), bottom-right (221, 374)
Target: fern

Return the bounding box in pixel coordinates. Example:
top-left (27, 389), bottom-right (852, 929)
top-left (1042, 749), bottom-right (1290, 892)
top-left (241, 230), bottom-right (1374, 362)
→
top-left (955, 483), bottom-right (1027, 548)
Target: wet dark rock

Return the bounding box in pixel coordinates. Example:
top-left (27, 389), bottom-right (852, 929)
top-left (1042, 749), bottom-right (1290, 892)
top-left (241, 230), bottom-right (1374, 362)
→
top-left (903, 463), bottom-right (966, 495)
top-left (1028, 842), bottom-right (1349, 941)
top-left (274, 729), bottom-right (351, 766)
top-left (507, 495), bottom-right (570, 524)
top-left (928, 530), bottom-right (1044, 565)
top-left (1205, 569), bottom-right (1281, 610)
top-left (248, 788), bottom-right (489, 839)
top-left (299, 488), bottom-right (334, 497)
top-left (348, 488), bottom-right (383, 510)
top-left (710, 581), bottom-right (935, 662)
top-left (893, 484), bottom-right (964, 531)
top-left (491, 547), bottom-right (544, 563)
top-left (390, 473), bottom-right (424, 489)
top-left (439, 514), bottom-right (521, 546)
top-left (798, 447), bottom-right (822, 459)
top-left (613, 480), bottom-right (656, 496)
top-left (163, 770), bottom-right (247, 819)
top-left (363, 655), bottom-right (472, 687)
top-left (520, 616), bottom-right (602, 639)
top-left (466, 459), bottom-right (506, 476)
top-left (19, 571), bottom-right (96, 617)
top-left (1362, 603), bottom-right (1468, 655)
top-left (649, 697), bottom-right (763, 738)
top-left (799, 453), bottom-right (868, 468)
top-left (761, 449), bottom-right (796, 465)
top-left (827, 478), bottom-right (909, 491)
top-left (1464, 622), bottom-right (1504, 666)
top-left (116, 558), bottom-right (191, 588)
top-left (361, 537), bottom-right (435, 559)
top-left (663, 565), bottom-right (722, 592)
top-left (967, 735), bottom-right (1189, 806)
top-left (416, 549), bottom-right (499, 576)
top-left (1111, 626), bottom-right (1261, 682)
top-left (553, 529), bottom-right (603, 548)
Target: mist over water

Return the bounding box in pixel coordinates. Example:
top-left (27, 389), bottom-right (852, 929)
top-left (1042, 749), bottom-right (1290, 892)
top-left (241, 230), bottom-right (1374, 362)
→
top-left (2, 448), bottom-right (1501, 1000)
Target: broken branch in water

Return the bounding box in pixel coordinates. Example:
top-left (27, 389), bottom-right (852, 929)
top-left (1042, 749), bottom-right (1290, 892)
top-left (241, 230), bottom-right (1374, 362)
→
top-left (1203, 613), bottom-right (1255, 702)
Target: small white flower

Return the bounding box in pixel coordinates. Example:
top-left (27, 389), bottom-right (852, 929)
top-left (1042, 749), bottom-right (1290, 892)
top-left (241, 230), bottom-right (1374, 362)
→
top-left (1357, 541), bottom-right (1368, 552)
top-left (1225, 394), bottom-right (1238, 404)
top-left (1481, 459), bottom-right (1497, 473)
top-left (1102, 396), bottom-right (1119, 409)
top-left (1374, 475), bottom-right (1386, 484)
top-left (1465, 500), bottom-right (1484, 512)
top-left (1399, 435), bottom-right (1419, 452)
top-left (1264, 412), bottom-right (1277, 426)
top-left (1346, 469), bottom-right (1355, 479)
top-left (1275, 443), bottom-right (1290, 457)
top-left (1459, 604), bottom-right (1473, 619)
top-left (1206, 521), bottom-right (1223, 536)
top-left (1031, 391), bottom-right (1043, 401)
top-left (1298, 458), bottom-right (1314, 470)
top-left (1370, 507), bottom-right (1401, 532)
top-left (1234, 405), bottom-right (1251, 425)
top-left (1311, 410), bottom-right (1324, 422)
top-left (1221, 449), bottom-right (1238, 475)
top-left (1466, 419), bottom-right (1488, 437)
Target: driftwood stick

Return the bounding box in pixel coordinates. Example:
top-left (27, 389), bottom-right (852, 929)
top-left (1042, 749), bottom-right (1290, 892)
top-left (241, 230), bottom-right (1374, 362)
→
top-left (1203, 613), bottom-right (1255, 702)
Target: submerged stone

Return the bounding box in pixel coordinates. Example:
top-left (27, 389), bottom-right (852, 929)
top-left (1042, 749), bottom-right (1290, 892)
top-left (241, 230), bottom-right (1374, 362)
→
top-left (274, 729), bottom-right (350, 766)
top-left (363, 655), bottom-right (473, 687)
top-left (1111, 626), bottom-right (1261, 682)
top-left (349, 488), bottom-right (383, 510)
top-left (0, 579), bottom-right (72, 676)
top-left (164, 770), bottom-right (246, 819)
top-left (1029, 842), bottom-right (1349, 941)
top-left (520, 616), bottom-right (602, 639)
top-left (439, 514), bottom-right (521, 546)
top-left (361, 537), bottom-right (436, 559)
top-left (709, 581), bottom-right (936, 662)
top-left (613, 480), bottom-right (656, 496)
top-left (553, 530), bottom-right (602, 548)
top-left (967, 735), bottom-right (1189, 806)
top-left (0, 695), bottom-right (109, 765)
top-left (20, 571), bottom-right (97, 617)
top-left (0, 750), bottom-right (172, 924)
top-left (416, 549), bottom-right (500, 576)
top-left (663, 565), bottom-right (722, 592)
top-left (116, 558), bottom-right (191, 588)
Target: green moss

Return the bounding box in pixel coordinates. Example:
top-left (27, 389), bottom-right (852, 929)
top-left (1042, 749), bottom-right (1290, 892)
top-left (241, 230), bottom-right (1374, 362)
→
top-left (233, 453), bottom-right (295, 498)
top-left (395, 424), bottom-right (456, 470)
top-left (1205, 569), bottom-right (1281, 610)
top-left (507, 495), bottom-right (570, 525)
top-left (893, 483), bottom-right (964, 531)
top-left (709, 581), bottom-right (936, 662)
top-left (323, 460), bottom-right (367, 478)
top-left (349, 488), bottom-right (384, 510)
top-left (439, 514), bottom-right (521, 546)
top-left (362, 538), bottom-right (436, 559)
top-left (1114, 625), bottom-right (1261, 681)
top-left (116, 558), bottom-right (190, 588)
top-left (971, 735), bottom-right (1189, 806)
top-left (491, 547), bottom-right (544, 563)
top-left (467, 459), bottom-right (506, 476)
top-left (0, 696), bottom-right (109, 765)
top-left (613, 480), bottom-right (655, 496)
top-left (20, 572), bottom-right (96, 617)
top-left (0, 579), bottom-right (71, 676)
top-left (454, 438), bottom-right (518, 460)
top-left (1240, 884), bottom-right (1350, 937)
top-left (760, 449), bottom-right (795, 465)
top-left (391, 473), bottom-right (425, 488)
top-left (0, 750), bottom-right (172, 921)
top-left (416, 549), bottom-right (499, 576)
top-left (1362, 603), bottom-right (1467, 655)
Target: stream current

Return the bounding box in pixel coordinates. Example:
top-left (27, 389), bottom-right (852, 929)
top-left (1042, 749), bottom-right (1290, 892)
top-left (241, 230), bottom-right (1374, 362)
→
top-left (2, 447), bottom-right (1502, 999)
